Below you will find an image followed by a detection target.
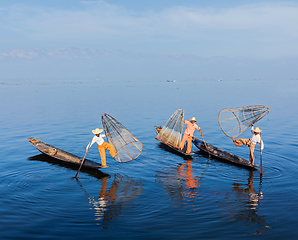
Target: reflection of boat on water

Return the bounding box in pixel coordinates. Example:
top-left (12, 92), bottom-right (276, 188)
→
top-left (76, 174), bottom-right (143, 224)
top-left (28, 154), bottom-right (109, 179)
top-left (27, 137), bottom-right (104, 169)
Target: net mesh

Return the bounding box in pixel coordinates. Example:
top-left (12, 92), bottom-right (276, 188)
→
top-left (218, 105), bottom-right (269, 138)
top-left (102, 114), bottom-right (143, 163)
top-left (156, 109), bottom-right (184, 148)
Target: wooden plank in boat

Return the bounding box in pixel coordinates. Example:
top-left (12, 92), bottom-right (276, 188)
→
top-left (26, 137), bottom-right (103, 169)
top-left (192, 137), bottom-right (255, 169)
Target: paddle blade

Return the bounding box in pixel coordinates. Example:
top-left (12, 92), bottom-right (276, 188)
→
top-left (218, 105), bottom-right (269, 138)
top-left (102, 114), bottom-right (143, 163)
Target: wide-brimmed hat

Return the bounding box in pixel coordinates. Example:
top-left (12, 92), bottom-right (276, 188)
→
top-left (253, 127), bottom-right (262, 133)
top-left (190, 117), bottom-right (197, 122)
top-left (92, 128), bottom-right (103, 134)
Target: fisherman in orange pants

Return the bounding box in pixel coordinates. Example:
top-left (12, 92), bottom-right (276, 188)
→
top-left (179, 117), bottom-right (203, 154)
top-left (86, 128), bottom-right (116, 167)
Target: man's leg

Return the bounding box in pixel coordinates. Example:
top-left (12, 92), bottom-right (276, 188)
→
top-left (98, 145), bottom-right (107, 166)
top-left (233, 138), bottom-right (251, 147)
top-left (249, 144), bottom-right (255, 165)
top-left (186, 136), bottom-right (192, 153)
top-left (179, 134), bottom-right (187, 150)
top-left (104, 142), bottom-right (116, 158)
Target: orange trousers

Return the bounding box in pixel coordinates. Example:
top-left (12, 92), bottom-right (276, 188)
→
top-left (97, 142), bottom-right (116, 166)
top-left (179, 134), bottom-right (193, 153)
top-left (233, 139), bottom-right (256, 164)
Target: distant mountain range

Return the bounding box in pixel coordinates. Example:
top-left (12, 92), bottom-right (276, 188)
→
top-left (0, 48), bottom-right (296, 81)
top-left (0, 47), bottom-right (202, 61)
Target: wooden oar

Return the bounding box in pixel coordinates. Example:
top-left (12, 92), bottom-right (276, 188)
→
top-left (75, 138), bottom-right (93, 178)
top-left (75, 151), bottom-right (88, 178)
top-left (260, 132), bottom-right (263, 175)
top-left (201, 134), bottom-right (211, 158)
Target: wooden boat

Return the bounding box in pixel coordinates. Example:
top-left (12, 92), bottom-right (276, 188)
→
top-left (192, 137), bottom-right (255, 169)
top-left (155, 126), bottom-right (194, 156)
top-left (27, 137), bottom-right (103, 169)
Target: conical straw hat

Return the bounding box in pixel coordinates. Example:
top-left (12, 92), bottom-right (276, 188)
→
top-left (253, 127), bottom-right (262, 133)
top-left (190, 117), bottom-right (197, 122)
top-left (92, 128), bottom-right (103, 134)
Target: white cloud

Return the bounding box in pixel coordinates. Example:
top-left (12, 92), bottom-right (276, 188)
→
top-left (148, 3), bottom-right (298, 37)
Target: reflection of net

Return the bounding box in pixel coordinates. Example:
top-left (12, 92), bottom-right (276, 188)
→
top-left (218, 105), bottom-right (269, 138)
top-left (77, 174), bottom-right (143, 223)
top-left (102, 174), bottom-right (143, 222)
top-left (156, 109), bottom-right (184, 148)
top-left (102, 114), bottom-right (143, 163)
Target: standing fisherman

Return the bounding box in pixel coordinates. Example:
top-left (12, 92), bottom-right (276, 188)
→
top-left (232, 124), bottom-right (264, 167)
top-left (86, 128), bottom-right (116, 167)
top-left (179, 117), bottom-right (203, 154)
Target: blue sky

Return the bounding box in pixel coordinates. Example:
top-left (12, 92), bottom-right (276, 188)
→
top-left (1, 0), bottom-right (298, 58)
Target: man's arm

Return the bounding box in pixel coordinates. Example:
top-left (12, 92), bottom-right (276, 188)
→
top-left (181, 114), bottom-right (186, 124)
top-left (250, 123), bottom-right (254, 133)
top-left (196, 126), bottom-right (203, 137)
top-left (199, 129), bottom-right (203, 137)
top-left (260, 139), bottom-right (264, 151)
top-left (86, 137), bottom-right (95, 152)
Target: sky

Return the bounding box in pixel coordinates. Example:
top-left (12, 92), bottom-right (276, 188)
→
top-left (0, 0), bottom-right (297, 80)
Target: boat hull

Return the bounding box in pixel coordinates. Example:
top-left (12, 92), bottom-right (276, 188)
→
top-left (192, 138), bottom-right (255, 169)
top-left (26, 137), bottom-right (103, 169)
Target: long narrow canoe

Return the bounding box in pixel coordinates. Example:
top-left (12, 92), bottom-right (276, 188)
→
top-left (192, 137), bottom-right (255, 169)
top-left (155, 126), bottom-right (194, 156)
top-left (27, 137), bottom-right (103, 169)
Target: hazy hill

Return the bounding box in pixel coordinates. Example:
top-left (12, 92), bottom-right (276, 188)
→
top-left (0, 48), bottom-right (297, 81)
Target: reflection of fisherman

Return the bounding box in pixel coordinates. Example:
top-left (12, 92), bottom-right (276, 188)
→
top-left (232, 171), bottom-right (263, 210)
top-left (79, 174), bottom-right (142, 222)
top-left (90, 178), bottom-right (109, 220)
top-left (232, 124), bottom-right (264, 166)
top-left (80, 177), bottom-right (116, 221)
top-left (178, 160), bottom-right (200, 198)
top-left (179, 117), bottom-right (203, 154)
top-left (94, 177), bottom-right (116, 220)
top-left (86, 128), bottom-right (116, 167)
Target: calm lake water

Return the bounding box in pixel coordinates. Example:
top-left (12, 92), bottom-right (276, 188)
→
top-left (0, 78), bottom-right (297, 239)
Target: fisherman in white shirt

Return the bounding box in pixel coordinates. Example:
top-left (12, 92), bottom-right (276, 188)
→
top-left (86, 128), bottom-right (116, 167)
top-left (232, 124), bottom-right (264, 166)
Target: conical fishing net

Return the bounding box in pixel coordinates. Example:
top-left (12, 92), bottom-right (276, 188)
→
top-left (218, 105), bottom-right (269, 138)
top-left (156, 109), bottom-right (184, 148)
top-left (102, 114), bottom-right (143, 163)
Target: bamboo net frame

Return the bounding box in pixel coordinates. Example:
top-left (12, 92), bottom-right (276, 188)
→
top-left (218, 105), bottom-right (269, 138)
top-left (156, 109), bottom-right (184, 148)
top-left (102, 114), bottom-right (143, 163)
